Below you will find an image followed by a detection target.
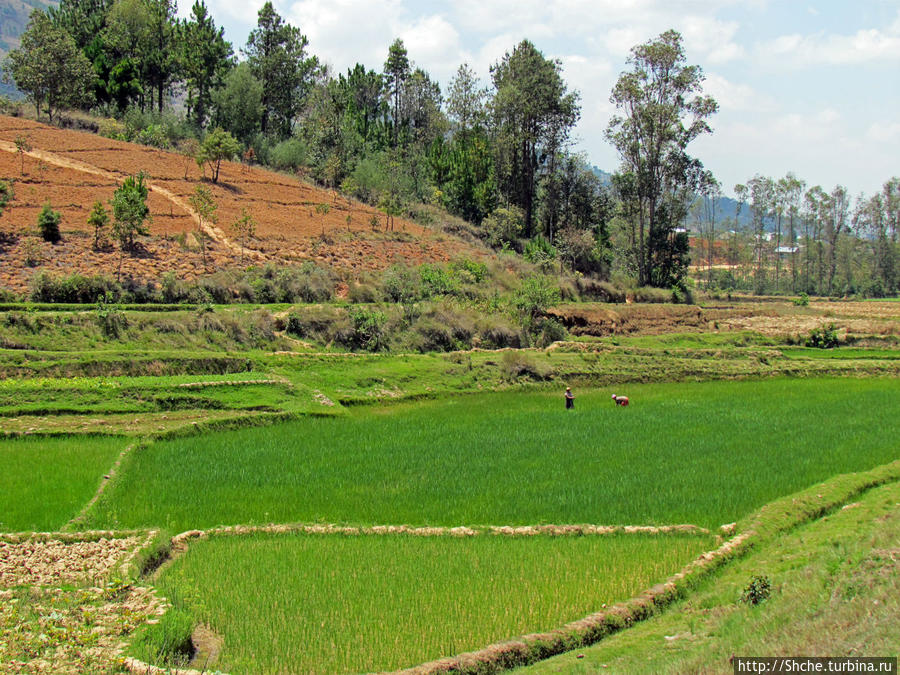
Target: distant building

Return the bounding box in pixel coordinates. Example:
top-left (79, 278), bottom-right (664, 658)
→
top-left (775, 246), bottom-right (799, 255)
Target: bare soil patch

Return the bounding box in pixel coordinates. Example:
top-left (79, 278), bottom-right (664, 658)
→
top-left (0, 116), bottom-right (486, 295)
top-left (0, 536), bottom-right (140, 587)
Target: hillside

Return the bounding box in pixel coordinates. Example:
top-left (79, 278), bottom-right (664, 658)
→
top-left (0, 115), bottom-right (486, 295)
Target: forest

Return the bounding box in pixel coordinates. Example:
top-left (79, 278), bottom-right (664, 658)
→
top-left (2, 0), bottom-right (898, 297)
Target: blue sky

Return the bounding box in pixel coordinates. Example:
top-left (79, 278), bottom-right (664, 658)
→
top-left (182, 0), bottom-right (900, 199)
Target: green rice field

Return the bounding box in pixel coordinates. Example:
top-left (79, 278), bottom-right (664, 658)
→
top-left (150, 532), bottom-right (715, 674)
top-left (86, 377), bottom-right (900, 531)
top-left (0, 435), bottom-right (128, 531)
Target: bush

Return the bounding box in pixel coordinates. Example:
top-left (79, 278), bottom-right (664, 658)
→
top-left (30, 272), bottom-right (121, 303)
top-left (631, 286), bottom-right (672, 304)
top-left (576, 277), bottom-right (626, 303)
top-left (419, 263), bottom-right (458, 298)
top-left (37, 202), bottom-right (62, 243)
top-left (349, 306), bottom-right (386, 352)
top-left (500, 351), bottom-right (552, 381)
top-left (382, 264), bottom-right (421, 303)
top-left (793, 292), bottom-right (810, 306)
top-left (514, 275), bottom-right (561, 319)
top-left (269, 137), bottom-right (309, 172)
top-left (96, 295), bottom-right (128, 338)
top-left (523, 235), bottom-right (557, 269)
top-left (740, 574), bottom-right (772, 605)
top-left (409, 306), bottom-right (475, 352)
top-left (533, 317), bottom-right (567, 348)
top-left (806, 323), bottom-right (840, 349)
top-left (481, 207), bottom-right (524, 249)
top-left (476, 316), bottom-right (523, 349)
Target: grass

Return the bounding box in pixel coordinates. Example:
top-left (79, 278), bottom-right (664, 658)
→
top-left (146, 532), bottom-right (715, 674)
top-left (0, 435), bottom-right (127, 532)
top-left (523, 479), bottom-right (900, 674)
top-left (85, 378), bottom-right (900, 532)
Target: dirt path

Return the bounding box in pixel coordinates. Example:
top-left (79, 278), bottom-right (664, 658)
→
top-left (0, 140), bottom-right (261, 260)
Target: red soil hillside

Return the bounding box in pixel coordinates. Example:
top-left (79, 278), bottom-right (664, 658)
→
top-left (0, 115), bottom-right (485, 295)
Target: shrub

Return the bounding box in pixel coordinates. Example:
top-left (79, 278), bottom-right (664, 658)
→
top-left (806, 323), bottom-right (840, 349)
top-left (523, 235), bottom-right (557, 269)
top-left (382, 264), bottom-right (421, 303)
top-left (269, 137), bottom-right (308, 172)
top-left (533, 317), bottom-right (567, 348)
top-left (500, 351), bottom-right (552, 381)
top-left (419, 264), bottom-right (458, 298)
top-left (481, 207), bottom-right (524, 249)
top-left (30, 272), bottom-right (121, 303)
top-left (740, 574), bottom-right (772, 605)
top-left (37, 202), bottom-right (62, 243)
top-left (349, 306), bottom-right (386, 352)
top-left (476, 316), bottom-right (523, 349)
top-left (632, 286), bottom-right (672, 304)
top-left (514, 275), bottom-right (561, 319)
top-left (793, 292), bottom-right (810, 306)
top-left (576, 277), bottom-right (626, 303)
top-left (96, 294), bottom-right (128, 338)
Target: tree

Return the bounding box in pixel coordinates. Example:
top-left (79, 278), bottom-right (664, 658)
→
top-left (490, 40), bottom-right (580, 237)
top-left (14, 135), bottom-right (31, 175)
top-left (211, 62), bottom-right (263, 145)
top-left (747, 174), bottom-right (774, 293)
top-left (179, 0), bottom-right (232, 129)
top-left (111, 172), bottom-right (150, 253)
top-left (143, 0), bottom-right (178, 112)
top-left (245, 1), bottom-right (318, 139)
top-left (231, 207), bottom-right (256, 265)
top-left (606, 29), bottom-right (717, 287)
top-left (383, 38), bottom-right (410, 147)
top-left (198, 127), bottom-right (241, 183)
top-left (189, 184), bottom-right (217, 266)
top-left (88, 200), bottom-right (110, 250)
top-left (38, 202), bottom-right (62, 243)
top-left (4, 10), bottom-right (96, 122)
top-left (447, 63), bottom-right (488, 136)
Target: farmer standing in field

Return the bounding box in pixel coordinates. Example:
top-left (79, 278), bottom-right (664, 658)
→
top-left (565, 386), bottom-right (575, 410)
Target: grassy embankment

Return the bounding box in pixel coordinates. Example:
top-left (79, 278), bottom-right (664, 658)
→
top-left (140, 532), bottom-right (716, 674)
top-left (83, 378), bottom-right (900, 532)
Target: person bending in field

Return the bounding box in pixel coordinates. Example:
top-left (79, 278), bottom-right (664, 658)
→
top-left (565, 387), bottom-right (575, 410)
top-left (611, 394), bottom-right (629, 406)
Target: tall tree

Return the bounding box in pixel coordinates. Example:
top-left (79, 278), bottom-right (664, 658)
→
top-left (747, 174), bottom-right (774, 294)
top-left (383, 38), bottom-right (410, 147)
top-left (4, 10), bottom-right (96, 122)
top-left (143, 0), bottom-right (178, 112)
top-left (606, 29), bottom-right (717, 287)
top-left (490, 39), bottom-right (580, 238)
top-left (245, 1), bottom-right (318, 139)
top-left (446, 62), bottom-right (488, 136)
top-left (211, 62), bottom-right (263, 145)
top-left (179, 0), bottom-right (232, 129)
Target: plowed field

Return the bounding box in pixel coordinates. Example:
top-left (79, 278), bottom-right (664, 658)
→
top-left (0, 116), bottom-right (483, 294)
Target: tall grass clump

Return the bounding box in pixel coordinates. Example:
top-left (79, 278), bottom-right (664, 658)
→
top-left (152, 532), bottom-right (714, 674)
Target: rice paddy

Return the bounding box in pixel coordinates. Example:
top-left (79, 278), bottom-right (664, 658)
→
top-left (0, 435), bottom-right (127, 532)
top-left (150, 531), bottom-right (716, 674)
top-left (85, 377), bottom-right (900, 532)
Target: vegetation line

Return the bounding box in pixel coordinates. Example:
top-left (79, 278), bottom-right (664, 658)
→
top-left (63, 440), bottom-right (139, 532)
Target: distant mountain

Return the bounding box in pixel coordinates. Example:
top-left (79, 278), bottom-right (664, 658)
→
top-left (0, 0), bottom-right (57, 97)
top-left (590, 165), bottom-right (753, 230)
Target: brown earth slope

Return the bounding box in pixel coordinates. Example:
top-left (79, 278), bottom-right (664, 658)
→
top-left (0, 115), bottom-right (484, 294)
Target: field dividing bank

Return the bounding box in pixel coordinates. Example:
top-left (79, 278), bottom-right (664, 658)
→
top-left (0, 435), bottom-right (129, 532)
top-left (84, 378), bottom-right (900, 532)
top-left (141, 532), bottom-right (715, 674)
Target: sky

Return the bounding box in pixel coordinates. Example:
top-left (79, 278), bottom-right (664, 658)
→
top-left (180, 0), bottom-right (900, 200)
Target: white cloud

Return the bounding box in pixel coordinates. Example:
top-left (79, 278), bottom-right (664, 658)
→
top-left (759, 14), bottom-right (900, 66)
top-left (866, 121), bottom-right (900, 143)
top-left (702, 73), bottom-right (775, 112)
